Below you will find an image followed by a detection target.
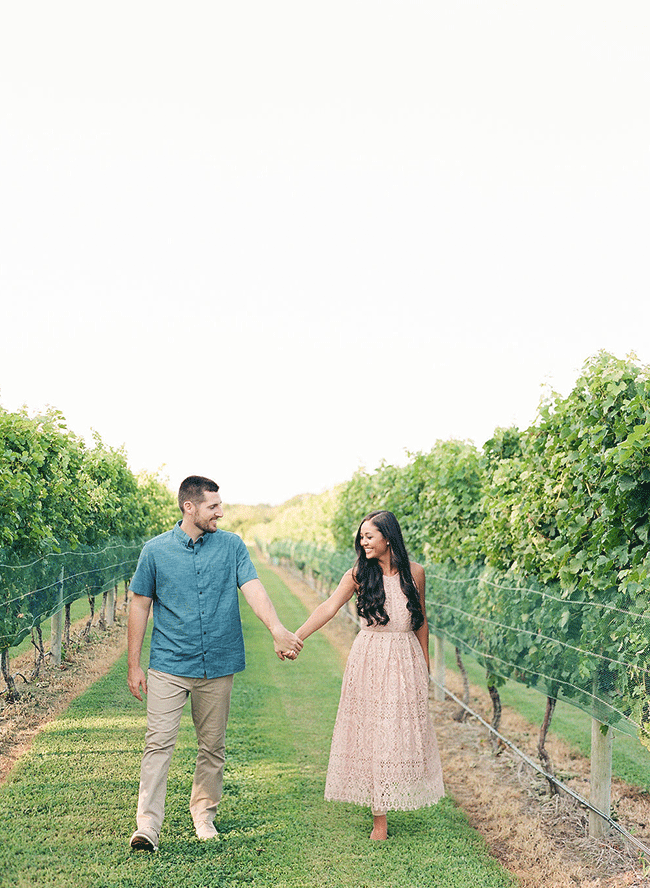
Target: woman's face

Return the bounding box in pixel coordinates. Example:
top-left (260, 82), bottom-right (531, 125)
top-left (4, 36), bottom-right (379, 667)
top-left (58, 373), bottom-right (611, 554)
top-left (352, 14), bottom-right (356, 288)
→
top-left (359, 521), bottom-right (390, 561)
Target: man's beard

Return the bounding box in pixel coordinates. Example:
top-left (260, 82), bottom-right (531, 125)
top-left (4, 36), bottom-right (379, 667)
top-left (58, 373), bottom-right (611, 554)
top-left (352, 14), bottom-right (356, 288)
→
top-left (194, 516), bottom-right (218, 534)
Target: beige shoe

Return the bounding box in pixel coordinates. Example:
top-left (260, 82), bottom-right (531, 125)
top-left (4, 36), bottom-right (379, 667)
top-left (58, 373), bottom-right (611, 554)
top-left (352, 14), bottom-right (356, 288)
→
top-left (129, 829), bottom-right (158, 852)
top-left (195, 820), bottom-right (219, 841)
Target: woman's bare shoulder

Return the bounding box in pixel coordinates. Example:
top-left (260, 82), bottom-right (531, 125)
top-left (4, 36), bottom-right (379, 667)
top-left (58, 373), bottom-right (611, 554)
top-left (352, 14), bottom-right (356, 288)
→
top-left (334, 568), bottom-right (358, 601)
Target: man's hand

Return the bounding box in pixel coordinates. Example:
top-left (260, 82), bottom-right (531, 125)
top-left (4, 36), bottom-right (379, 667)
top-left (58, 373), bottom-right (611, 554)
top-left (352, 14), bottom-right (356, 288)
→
top-left (127, 665), bottom-right (148, 701)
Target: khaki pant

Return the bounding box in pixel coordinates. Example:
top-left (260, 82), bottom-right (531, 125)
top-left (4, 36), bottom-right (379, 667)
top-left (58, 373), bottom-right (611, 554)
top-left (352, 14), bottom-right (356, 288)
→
top-left (136, 669), bottom-right (234, 838)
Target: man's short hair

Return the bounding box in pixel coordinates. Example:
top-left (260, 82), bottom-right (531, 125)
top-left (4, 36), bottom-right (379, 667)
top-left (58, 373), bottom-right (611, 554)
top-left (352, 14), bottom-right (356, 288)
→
top-left (178, 475), bottom-right (220, 513)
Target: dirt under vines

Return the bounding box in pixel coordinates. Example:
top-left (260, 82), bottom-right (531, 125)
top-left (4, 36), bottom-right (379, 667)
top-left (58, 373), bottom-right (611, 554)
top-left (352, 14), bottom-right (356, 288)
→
top-left (0, 613), bottom-right (128, 784)
top-left (1, 568), bottom-right (649, 887)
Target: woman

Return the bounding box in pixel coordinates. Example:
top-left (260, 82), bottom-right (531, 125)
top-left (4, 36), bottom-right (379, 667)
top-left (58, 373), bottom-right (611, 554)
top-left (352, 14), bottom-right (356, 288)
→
top-left (291, 510), bottom-right (444, 840)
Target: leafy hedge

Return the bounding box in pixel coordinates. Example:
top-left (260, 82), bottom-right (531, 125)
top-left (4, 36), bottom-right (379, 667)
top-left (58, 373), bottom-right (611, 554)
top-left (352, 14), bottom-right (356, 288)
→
top-left (0, 404), bottom-right (178, 653)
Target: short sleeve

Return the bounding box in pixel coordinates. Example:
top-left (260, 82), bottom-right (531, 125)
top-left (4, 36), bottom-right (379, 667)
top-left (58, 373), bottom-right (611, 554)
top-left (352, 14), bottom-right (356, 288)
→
top-left (235, 538), bottom-right (258, 588)
top-left (129, 544), bottom-right (156, 598)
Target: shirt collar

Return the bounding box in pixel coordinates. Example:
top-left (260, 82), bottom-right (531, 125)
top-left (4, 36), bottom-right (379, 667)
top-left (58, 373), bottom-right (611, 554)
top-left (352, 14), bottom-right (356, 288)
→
top-left (173, 520), bottom-right (205, 549)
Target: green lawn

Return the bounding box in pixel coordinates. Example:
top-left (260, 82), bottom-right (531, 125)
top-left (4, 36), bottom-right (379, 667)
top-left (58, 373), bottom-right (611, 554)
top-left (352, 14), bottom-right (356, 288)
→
top-left (0, 561), bottom-right (517, 888)
top-left (443, 641), bottom-right (650, 792)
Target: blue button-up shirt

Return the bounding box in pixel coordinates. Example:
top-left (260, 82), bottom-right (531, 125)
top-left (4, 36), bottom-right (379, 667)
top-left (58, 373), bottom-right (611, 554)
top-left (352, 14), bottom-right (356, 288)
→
top-left (130, 521), bottom-right (258, 678)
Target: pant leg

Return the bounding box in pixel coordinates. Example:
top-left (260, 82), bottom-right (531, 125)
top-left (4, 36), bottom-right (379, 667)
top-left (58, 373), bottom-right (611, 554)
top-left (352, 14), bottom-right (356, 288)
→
top-left (189, 673), bottom-right (234, 825)
top-left (136, 669), bottom-right (190, 836)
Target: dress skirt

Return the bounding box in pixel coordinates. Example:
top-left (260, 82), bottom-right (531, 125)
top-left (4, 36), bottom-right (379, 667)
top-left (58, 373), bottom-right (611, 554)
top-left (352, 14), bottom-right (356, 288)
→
top-left (324, 624), bottom-right (445, 813)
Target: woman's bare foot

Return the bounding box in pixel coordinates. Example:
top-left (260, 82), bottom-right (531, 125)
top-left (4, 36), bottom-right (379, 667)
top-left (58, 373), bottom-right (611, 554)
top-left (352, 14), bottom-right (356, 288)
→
top-left (370, 814), bottom-right (388, 840)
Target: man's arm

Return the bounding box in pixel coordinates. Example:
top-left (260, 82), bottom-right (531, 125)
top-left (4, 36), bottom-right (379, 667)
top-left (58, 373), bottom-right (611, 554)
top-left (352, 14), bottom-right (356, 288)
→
top-left (240, 578), bottom-right (304, 660)
top-left (127, 592), bottom-right (153, 700)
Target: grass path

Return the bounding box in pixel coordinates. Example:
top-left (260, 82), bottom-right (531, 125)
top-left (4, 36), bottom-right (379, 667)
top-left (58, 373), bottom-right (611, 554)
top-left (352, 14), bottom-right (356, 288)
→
top-left (0, 561), bottom-right (517, 888)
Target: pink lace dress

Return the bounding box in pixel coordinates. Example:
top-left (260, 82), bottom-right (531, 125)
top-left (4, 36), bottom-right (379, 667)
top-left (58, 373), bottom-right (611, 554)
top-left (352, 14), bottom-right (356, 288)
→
top-left (324, 573), bottom-right (445, 812)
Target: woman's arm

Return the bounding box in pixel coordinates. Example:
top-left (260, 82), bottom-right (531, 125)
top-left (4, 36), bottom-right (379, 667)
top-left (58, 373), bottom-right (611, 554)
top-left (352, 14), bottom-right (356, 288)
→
top-left (296, 569), bottom-right (357, 642)
top-left (411, 562), bottom-right (430, 672)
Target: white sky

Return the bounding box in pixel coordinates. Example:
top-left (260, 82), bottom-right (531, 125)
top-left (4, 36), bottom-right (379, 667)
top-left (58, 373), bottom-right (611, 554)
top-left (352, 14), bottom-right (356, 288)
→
top-left (1, 2), bottom-right (649, 505)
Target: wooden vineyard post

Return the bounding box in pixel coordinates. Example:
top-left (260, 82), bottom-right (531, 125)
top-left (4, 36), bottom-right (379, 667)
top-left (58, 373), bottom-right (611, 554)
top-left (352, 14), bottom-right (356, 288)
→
top-left (432, 634), bottom-right (445, 702)
top-left (50, 567), bottom-right (64, 666)
top-left (589, 718), bottom-right (613, 839)
top-left (106, 585), bottom-right (115, 627)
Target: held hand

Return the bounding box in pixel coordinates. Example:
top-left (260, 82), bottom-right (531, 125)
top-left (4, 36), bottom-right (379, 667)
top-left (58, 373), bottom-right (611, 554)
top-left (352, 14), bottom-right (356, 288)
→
top-left (127, 665), bottom-right (148, 701)
top-left (272, 626), bottom-right (303, 661)
top-left (281, 626), bottom-right (306, 661)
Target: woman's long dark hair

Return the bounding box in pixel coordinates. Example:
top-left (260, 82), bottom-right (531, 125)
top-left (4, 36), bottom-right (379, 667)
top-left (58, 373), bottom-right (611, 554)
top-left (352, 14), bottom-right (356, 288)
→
top-left (353, 510), bottom-right (424, 631)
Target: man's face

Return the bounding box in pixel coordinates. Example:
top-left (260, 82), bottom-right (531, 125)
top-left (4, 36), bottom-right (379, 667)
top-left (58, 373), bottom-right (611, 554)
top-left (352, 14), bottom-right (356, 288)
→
top-left (188, 491), bottom-right (223, 534)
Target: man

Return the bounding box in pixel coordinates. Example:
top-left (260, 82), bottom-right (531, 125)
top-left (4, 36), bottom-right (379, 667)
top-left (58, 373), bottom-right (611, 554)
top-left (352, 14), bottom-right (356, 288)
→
top-left (127, 475), bottom-right (302, 851)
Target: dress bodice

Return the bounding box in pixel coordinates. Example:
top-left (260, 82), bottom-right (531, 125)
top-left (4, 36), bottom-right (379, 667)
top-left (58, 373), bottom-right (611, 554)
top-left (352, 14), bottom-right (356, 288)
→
top-left (360, 573), bottom-right (412, 632)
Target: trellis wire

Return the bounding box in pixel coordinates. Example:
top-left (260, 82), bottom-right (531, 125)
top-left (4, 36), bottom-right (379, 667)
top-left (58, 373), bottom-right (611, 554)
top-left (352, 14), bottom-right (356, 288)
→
top-left (434, 679), bottom-right (650, 859)
top-left (433, 599), bottom-right (649, 678)
top-left (0, 542), bottom-right (141, 571)
top-left (0, 541), bottom-right (143, 651)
